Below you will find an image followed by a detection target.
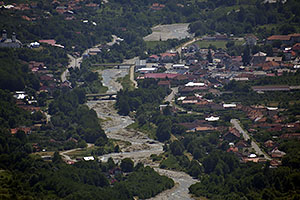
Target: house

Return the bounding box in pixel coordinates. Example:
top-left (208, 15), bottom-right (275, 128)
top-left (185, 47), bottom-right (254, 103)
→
top-left (143, 73), bottom-right (178, 79)
top-left (0, 30), bottom-right (22, 48)
top-left (185, 82), bottom-right (205, 87)
top-left (265, 57), bottom-right (282, 62)
top-left (182, 96), bottom-right (199, 104)
top-left (205, 116), bottom-right (220, 122)
top-left (11, 127), bottom-right (32, 135)
top-left (179, 86), bottom-right (208, 95)
top-left (227, 146), bottom-right (239, 153)
top-left (223, 103), bottom-right (237, 108)
top-left (83, 156), bottom-right (95, 161)
top-left (147, 54), bottom-right (160, 63)
top-left (172, 64), bottom-right (189, 70)
top-left (264, 140), bottom-right (275, 148)
top-left (137, 67), bottom-right (157, 74)
top-left (158, 80), bottom-right (171, 88)
top-left (259, 61), bottom-right (280, 71)
top-left (223, 127), bottom-right (241, 141)
top-left (251, 52), bottom-right (267, 65)
top-left (135, 59), bottom-right (147, 69)
top-left (150, 3), bottom-right (165, 10)
top-left (292, 43), bottom-right (300, 51)
top-left (160, 52), bottom-right (178, 63)
top-left (271, 147), bottom-right (286, 158)
top-left (178, 120), bottom-right (214, 132)
top-left (30, 41), bottom-right (40, 48)
top-left (267, 33), bottom-right (300, 45)
top-left (280, 133), bottom-right (300, 140)
top-left (235, 140), bottom-right (251, 148)
top-left (39, 39), bottom-right (64, 48)
top-left (88, 48), bottom-right (101, 55)
top-left (270, 159), bottom-right (281, 168)
top-left (245, 34), bottom-right (258, 46)
top-left (252, 85), bottom-right (290, 92)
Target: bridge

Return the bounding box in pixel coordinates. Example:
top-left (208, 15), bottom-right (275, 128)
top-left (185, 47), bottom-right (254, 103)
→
top-left (91, 63), bottom-right (134, 69)
top-left (86, 92), bottom-right (117, 100)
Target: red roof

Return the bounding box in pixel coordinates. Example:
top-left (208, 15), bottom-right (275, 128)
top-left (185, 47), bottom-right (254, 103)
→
top-left (39, 39), bottom-right (56, 46)
top-left (11, 127), bottom-right (31, 134)
top-left (149, 54), bottom-right (159, 59)
top-left (144, 73), bottom-right (178, 79)
top-left (160, 52), bottom-right (177, 58)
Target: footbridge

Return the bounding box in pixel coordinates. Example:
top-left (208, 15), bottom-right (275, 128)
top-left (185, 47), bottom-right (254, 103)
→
top-left (86, 92), bottom-right (117, 100)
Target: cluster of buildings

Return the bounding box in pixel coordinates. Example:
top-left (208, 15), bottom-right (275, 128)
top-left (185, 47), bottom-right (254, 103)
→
top-left (133, 33), bottom-right (300, 167)
top-left (0, 30), bottom-right (22, 48)
top-left (28, 61), bottom-right (71, 94)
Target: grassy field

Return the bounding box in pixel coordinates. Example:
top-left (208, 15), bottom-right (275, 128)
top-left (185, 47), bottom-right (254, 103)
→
top-left (193, 39), bottom-right (244, 49)
top-left (127, 122), bottom-right (157, 140)
top-left (117, 74), bottom-right (135, 91)
top-left (145, 41), bottom-right (167, 49)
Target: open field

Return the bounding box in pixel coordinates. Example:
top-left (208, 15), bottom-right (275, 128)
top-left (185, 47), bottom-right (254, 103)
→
top-left (193, 39), bottom-right (244, 49)
top-left (144, 23), bottom-right (194, 41)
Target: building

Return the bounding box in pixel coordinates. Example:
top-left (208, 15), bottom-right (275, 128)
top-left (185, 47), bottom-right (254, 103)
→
top-left (135, 59), bottom-right (147, 70)
top-left (0, 30), bottom-right (22, 48)
top-left (267, 33), bottom-right (300, 45)
top-left (252, 85), bottom-right (290, 92)
top-left (245, 34), bottom-right (258, 46)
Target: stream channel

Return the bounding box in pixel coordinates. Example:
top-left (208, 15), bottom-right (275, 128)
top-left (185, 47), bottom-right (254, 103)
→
top-left (85, 64), bottom-right (197, 200)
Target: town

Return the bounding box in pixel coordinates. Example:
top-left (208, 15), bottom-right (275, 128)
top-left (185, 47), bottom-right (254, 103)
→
top-left (1, 0), bottom-right (300, 199)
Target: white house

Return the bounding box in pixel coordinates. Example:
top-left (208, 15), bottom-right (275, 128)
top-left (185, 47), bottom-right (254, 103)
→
top-left (223, 103), bottom-right (237, 108)
top-left (185, 82), bottom-right (205, 87)
top-left (205, 116), bottom-right (220, 122)
top-left (83, 156), bottom-right (95, 161)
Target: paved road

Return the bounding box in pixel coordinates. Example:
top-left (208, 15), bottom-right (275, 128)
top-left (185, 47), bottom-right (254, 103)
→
top-left (165, 87), bottom-right (178, 103)
top-left (176, 37), bottom-right (199, 55)
top-left (60, 143), bottom-right (94, 162)
top-left (231, 119), bottom-right (271, 160)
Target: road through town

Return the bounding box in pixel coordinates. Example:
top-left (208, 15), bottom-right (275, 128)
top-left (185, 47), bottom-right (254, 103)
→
top-left (231, 119), bottom-right (271, 160)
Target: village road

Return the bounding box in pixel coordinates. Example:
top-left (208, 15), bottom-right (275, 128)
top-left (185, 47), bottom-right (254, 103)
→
top-left (231, 119), bottom-right (271, 160)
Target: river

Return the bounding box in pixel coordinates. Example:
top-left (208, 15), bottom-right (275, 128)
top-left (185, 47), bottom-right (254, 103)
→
top-left (85, 61), bottom-right (197, 200)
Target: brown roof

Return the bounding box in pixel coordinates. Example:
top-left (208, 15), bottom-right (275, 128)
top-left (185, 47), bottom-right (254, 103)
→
top-left (267, 35), bottom-right (291, 41)
top-left (292, 43), bottom-right (300, 51)
top-left (11, 127), bottom-right (31, 134)
top-left (158, 80), bottom-right (170, 86)
top-left (280, 133), bottom-right (300, 139)
top-left (227, 147), bottom-right (238, 153)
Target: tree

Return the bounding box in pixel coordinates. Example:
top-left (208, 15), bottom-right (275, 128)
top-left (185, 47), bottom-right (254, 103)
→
top-left (207, 49), bottom-right (213, 63)
top-left (120, 158), bottom-right (134, 172)
top-left (242, 45), bottom-right (251, 66)
top-left (156, 120), bottom-right (171, 142)
top-left (170, 140), bottom-right (184, 156)
top-left (52, 151), bottom-right (63, 164)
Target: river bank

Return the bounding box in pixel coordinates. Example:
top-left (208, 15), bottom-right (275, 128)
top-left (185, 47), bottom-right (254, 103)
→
top-left (85, 56), bottom-right (197, 199)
